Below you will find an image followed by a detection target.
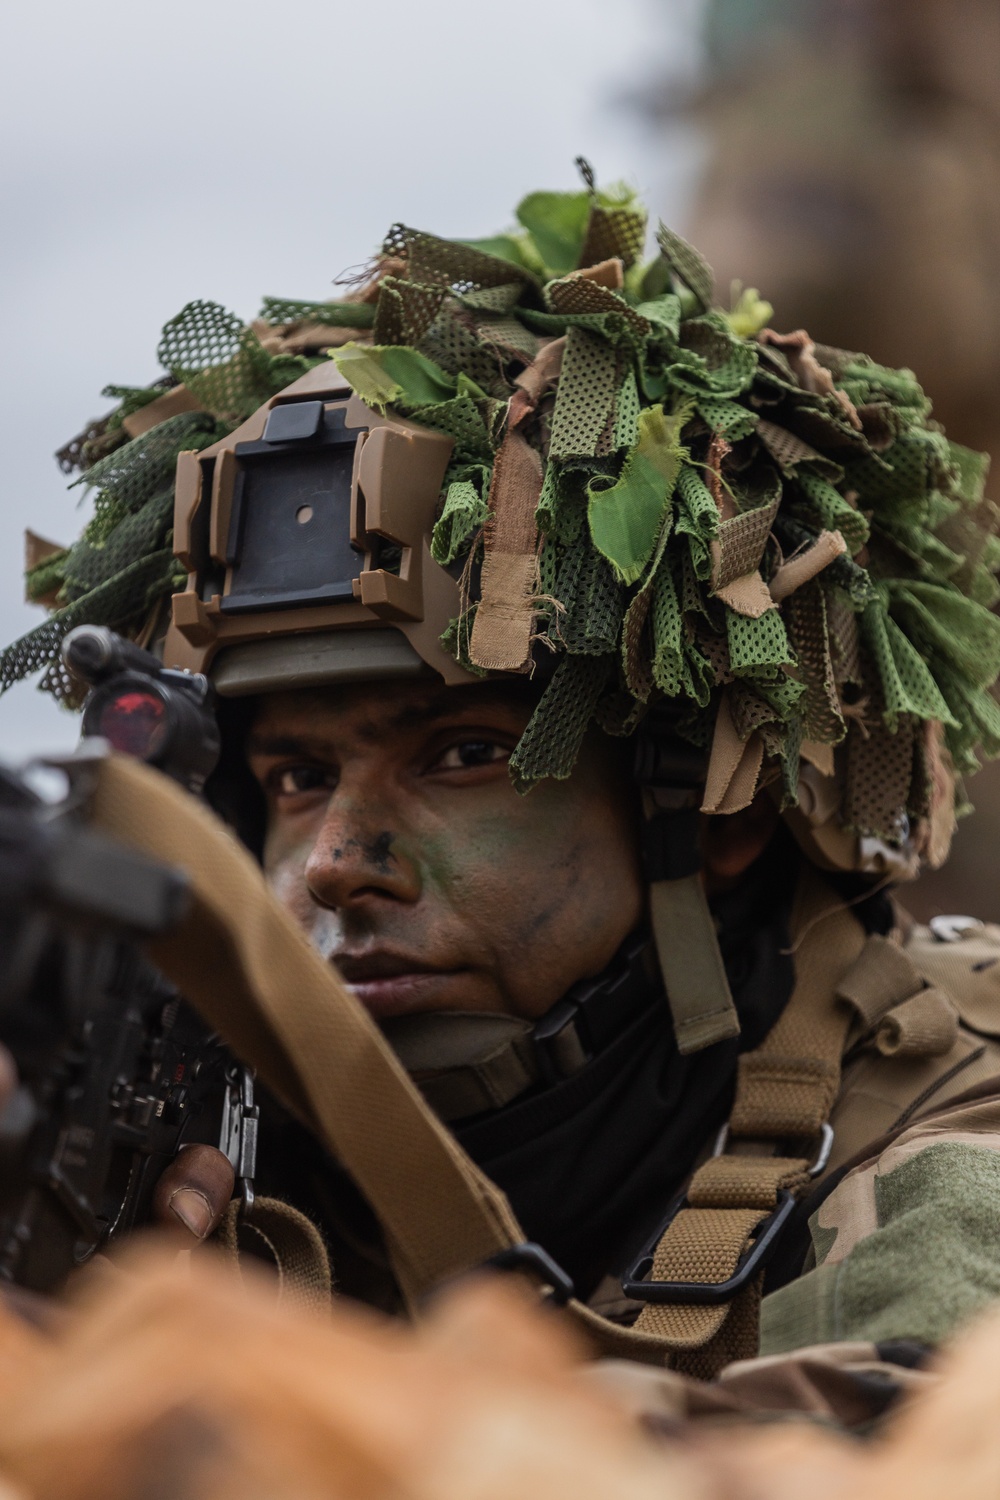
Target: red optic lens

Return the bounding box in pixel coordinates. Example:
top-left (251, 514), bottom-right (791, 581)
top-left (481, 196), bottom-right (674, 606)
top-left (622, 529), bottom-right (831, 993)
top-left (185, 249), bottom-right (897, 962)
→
top-left (95, 690), bottom-right (168, 759)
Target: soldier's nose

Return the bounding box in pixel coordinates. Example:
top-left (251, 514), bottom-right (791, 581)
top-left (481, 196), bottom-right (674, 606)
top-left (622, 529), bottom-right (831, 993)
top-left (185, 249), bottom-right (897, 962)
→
top-left (304, 801), bottom-right (421, 910)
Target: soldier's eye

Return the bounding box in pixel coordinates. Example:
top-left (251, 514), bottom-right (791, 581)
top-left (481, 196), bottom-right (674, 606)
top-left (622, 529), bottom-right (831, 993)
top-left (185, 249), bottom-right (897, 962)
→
top-left (434, 740), bottom-right (509, 772)
top-left (272, 764), bottom-right (334, 797)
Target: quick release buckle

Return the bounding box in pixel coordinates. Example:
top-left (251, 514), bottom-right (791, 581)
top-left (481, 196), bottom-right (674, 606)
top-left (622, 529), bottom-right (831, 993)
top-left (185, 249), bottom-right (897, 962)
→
top-left (619, 1124), bottom-right (835, 1306)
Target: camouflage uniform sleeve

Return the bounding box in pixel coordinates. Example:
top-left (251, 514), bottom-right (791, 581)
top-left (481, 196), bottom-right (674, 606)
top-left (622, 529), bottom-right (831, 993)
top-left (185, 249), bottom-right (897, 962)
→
top-left (760, 1092), bottom-right (1000, 1356)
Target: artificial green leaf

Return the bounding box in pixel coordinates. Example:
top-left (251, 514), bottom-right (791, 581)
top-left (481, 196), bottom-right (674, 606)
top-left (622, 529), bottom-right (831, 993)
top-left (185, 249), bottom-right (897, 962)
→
top-left (725, 286), bottom-right (774, 338)
top-left (587, 404), bottom-right (688, 584)
top-left (459, 233), bottom-right (546, 278)
top-left (460, 234), bottom-right (530, 265)
top-left (331, 343), bottom-right (456, 410)
top-left (515, 190), bottom-right (591, 276)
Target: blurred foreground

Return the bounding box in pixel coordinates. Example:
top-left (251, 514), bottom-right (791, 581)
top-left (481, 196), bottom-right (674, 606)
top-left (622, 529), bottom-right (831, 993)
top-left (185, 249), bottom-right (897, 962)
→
top-left (1, 1244), bottom-right (1000, 1499)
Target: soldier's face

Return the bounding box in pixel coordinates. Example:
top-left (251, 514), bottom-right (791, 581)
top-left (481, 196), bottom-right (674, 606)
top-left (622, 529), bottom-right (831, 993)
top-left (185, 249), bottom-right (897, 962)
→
top-left (246, 681), bottom-right (644, 1022)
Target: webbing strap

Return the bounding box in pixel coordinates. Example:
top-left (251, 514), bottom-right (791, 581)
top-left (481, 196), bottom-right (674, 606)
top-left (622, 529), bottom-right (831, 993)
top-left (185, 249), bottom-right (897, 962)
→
top-left (216, 1195), bottom-right (333, 1313)
top-left (648, 876), bottom-right (741, 1053)
top-left (634, 867), bottom-right (866, 1373)
top-left (88, 756), bottom-right (524, 1307)
top-left (730, 870), bottom-right (868, 1138)
top-left (629, 1208), bottom-right (768, 1374)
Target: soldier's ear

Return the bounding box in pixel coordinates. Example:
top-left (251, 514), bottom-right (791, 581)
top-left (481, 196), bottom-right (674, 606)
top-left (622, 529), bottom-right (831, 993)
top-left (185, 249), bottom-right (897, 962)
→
top-left (701, 791), bottom-right (781, 893)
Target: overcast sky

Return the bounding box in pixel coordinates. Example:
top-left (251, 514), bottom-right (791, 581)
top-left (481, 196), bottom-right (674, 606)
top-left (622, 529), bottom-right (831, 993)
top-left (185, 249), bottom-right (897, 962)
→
top-left (0, 0), bottom-right (705, 760)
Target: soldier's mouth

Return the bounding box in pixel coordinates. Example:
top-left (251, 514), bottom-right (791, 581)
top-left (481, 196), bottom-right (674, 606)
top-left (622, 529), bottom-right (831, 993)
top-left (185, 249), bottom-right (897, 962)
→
top-left (332, 952), bottom-right (464, 1018)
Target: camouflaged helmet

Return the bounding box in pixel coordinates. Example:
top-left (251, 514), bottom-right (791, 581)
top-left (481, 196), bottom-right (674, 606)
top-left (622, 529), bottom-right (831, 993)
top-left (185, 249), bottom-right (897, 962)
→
top-left (8, 170), bottom-right (1000, 1053)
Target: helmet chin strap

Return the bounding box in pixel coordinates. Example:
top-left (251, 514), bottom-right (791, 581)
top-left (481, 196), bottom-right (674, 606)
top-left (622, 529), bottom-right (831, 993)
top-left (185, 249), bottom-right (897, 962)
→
top-left (641, 791), bottom-right (740, 1053)
top-left (380, 932), bottom-right (658, 1123)
top-left (634, 720), bottom-right (740, 1055)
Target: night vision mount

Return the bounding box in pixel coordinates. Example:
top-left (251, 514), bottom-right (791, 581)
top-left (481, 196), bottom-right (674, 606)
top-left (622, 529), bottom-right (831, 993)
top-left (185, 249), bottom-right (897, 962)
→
top-left (164, 363), bottom-right (472, 692)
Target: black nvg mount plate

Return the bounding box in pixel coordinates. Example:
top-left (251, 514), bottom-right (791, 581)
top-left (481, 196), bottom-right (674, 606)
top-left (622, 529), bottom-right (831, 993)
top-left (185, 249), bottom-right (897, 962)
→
top-left (221, 400), bottom-right (364, 614)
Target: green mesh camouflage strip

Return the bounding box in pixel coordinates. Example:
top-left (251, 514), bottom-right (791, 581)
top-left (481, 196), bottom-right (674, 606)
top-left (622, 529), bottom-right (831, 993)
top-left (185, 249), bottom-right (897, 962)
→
top-left (4, 175), bottom-right (1000, 851)
top-left (3, 309), bottom-right (325, 694)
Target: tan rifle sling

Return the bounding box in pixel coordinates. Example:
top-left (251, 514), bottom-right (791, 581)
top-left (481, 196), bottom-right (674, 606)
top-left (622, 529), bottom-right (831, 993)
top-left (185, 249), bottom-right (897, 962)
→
top-left (216, 1196), bottom-right (333, 1312)
top-left (86, 753), bottom-right (922, 1371)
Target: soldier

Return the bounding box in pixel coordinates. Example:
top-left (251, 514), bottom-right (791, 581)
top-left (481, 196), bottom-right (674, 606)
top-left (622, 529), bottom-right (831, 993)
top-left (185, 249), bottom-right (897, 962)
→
top-left (6, 176), bottom-right (1000, 1409)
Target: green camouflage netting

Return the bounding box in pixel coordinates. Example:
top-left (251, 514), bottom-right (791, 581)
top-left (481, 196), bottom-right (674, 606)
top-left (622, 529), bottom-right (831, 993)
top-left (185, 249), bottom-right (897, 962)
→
top-left (3, 306), bottom-right (326, 698)
top-left (4, 171), bottom-right (1000, 851)
top-left (327, 178), bottom-right (1000, 842)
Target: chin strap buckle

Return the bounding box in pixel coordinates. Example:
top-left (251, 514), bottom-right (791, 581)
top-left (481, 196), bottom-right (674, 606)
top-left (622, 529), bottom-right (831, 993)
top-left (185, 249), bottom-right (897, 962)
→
top-left (530, 931), bottom-right (656, 1086)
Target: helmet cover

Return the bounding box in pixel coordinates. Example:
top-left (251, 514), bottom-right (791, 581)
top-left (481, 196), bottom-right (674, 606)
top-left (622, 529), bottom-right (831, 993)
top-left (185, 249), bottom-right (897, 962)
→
top-left (6, 172), bottom-right (1000, 878)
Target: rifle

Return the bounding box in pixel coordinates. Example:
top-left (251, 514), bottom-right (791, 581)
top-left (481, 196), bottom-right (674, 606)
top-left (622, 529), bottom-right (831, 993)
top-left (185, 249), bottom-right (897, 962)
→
top-left (0, 628), bottom-right (255, 1293)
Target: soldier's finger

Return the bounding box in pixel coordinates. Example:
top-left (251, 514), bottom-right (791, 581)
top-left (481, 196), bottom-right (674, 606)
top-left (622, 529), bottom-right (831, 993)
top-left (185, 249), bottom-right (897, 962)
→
top-left (152, 1144), bottom-right (235, 1243)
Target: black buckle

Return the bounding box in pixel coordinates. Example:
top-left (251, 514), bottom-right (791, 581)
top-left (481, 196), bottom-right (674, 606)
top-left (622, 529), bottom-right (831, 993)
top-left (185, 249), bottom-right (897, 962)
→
top-left (486, 1243), bottom-right (575, 1307)
top-left (620, 1190), bottom-right (796, 1305)
top-left (632, 725), bottom-right (706, 789)
top-left (620, 1124), bottom-right (835, 1306)
top-left (530, 932), bottom-right (652, 1085)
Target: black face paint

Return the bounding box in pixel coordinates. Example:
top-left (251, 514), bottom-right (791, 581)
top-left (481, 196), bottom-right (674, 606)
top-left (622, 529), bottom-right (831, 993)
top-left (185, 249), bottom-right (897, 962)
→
top-left (367, 832), bottom-right (395, 876)
top-left (328, 833), bottom-right (396, 877)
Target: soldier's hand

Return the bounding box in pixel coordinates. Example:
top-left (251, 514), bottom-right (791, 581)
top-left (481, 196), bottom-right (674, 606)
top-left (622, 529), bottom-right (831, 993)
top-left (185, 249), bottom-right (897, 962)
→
top-left (152, 1145), bottom-right (235, 1244)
